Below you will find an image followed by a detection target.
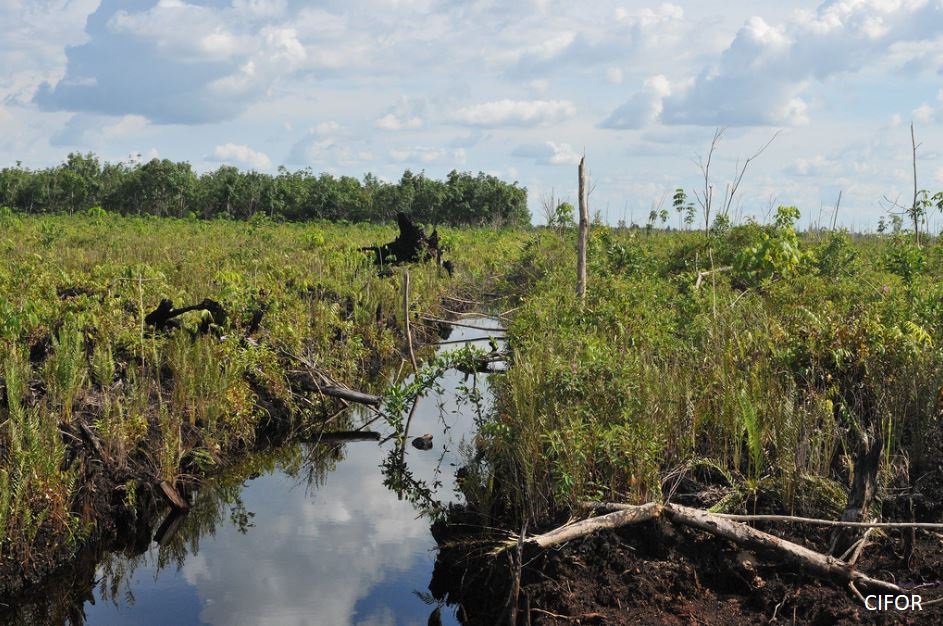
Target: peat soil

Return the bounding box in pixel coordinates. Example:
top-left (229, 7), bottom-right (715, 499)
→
top-left (432, 514), bottom-right (943, 625)
top-left (431, 441), bottom-right (943, 626)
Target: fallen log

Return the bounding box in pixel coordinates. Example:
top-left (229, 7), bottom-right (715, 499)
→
top-left (525, 504), bottom-right (662, 549)
top-left (419, 315), bottom-right (504, 332)
top-left (583, 502), bottom-right (943, 530)
top-left (694, 266), bottom-right (733, 289)
top-left (662, 503), bottom-right (905, 594)
top-left (315, 384), bottom-right (382, 407)
top-left (303, 430), bottom-right (382, 443)
top-left (524, 501), bottom-right (910, 595)
top-left (78, 422), bottom-right (110, 464)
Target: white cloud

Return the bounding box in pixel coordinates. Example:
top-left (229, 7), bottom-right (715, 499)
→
top-left (375, 96), bottom-right (426, 131)
top-left (785, 154), bottom-right (843, 178)
top-left (601, 75), bottom-right (671, 129)
top-left (914, 103), bottom-right (936, 124)
top-left (101, 114), bottom-right (149, 139)
top-left (0, 0), bottom-right (100, 104)
top-left (108, 2), bottom-right (244, 63)
top-left (452, 99), bottom-right (575, 127)
top-left (212, 143), bottom-right (272, 170)
top-left (232, 0), bottom-right (288, 18)
top-left (661, 1), bottom-right (943, 127)
top-left (512, 141), bottom-right (582, 165)
top-left (911, 89), bottom-right (943, 125)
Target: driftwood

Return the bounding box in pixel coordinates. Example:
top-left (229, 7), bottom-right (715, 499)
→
top-left (157, 479), bottom-right (190, 511)
top-left (584, 502), bottom-right (943, 530)
top-left (524, 502), bottom-right (914, 595)
top-left (145, 298), bottom-right (228, 332)
top-left (526, 503), bottom-right (661, 549)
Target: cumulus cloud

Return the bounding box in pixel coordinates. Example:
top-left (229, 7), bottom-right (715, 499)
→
top-left (211, 143), bottom-right (272, 170)
top-left (375, 96), bottom-right (426, 131)
top-left (660, 1), bottom-right (943, 126)
top-left (497, 3), bottom-right (686, 78)
top-left (452, 99), bottom-right (575, 127)
top-left (0, 0), bottom-right (100, 104)
top-left (601, 75), bottom-right (671, 129)
top-left (785, 154), bottom-right (844, 178)
top-left (51, 113), bottom-right (151, 147)
top-left (34, 0), bottom-right (316, 124)
top-left (287, 122), bottom-right (373, 167)
top-left (512, 141), bottom-right (582, 165)
top-left (911, 89), bottom-right (943, 124)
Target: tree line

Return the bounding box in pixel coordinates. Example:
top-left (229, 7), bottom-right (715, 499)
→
top-left (0, 153), bottom-right (530, 226)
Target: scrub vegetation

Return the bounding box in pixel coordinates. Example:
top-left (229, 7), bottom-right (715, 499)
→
top-left (465, 213), bottom-right (943, 533)
top-left (3, 177), bottom-right (943, 621)
top-left (0, 211), bottom-right (526, 593)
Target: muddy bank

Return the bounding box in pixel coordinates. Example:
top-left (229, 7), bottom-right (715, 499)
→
top-left (430, 430), bottom-right (943, 625)
top-left (431, 509), bottom-right (943, 625)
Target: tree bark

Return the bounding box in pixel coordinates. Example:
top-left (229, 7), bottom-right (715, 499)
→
top-left (830, 432), bottom-right (883, 555)
top-left (576, 156), bottom-right (589, 302)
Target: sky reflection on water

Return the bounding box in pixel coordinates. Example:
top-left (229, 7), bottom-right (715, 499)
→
top-left (81, 319), bottom-right (503, 626)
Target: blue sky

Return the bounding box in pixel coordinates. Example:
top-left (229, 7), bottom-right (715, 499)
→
top-left (2, 0), bottom-right (943, 228)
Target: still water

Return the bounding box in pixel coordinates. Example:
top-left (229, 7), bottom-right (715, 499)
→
top-left (78, 317), bottom-right (504, 626)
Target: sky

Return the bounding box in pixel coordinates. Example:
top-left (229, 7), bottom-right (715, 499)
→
top-left (1, 0), bottom-right (943, 229)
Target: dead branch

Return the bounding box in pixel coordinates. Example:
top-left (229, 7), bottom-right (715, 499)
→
top-left (584, 502), bottom-right (943, 530)
top-left (661, 503), bottom-right (905, 594)
top-left (525, 504), bottom-right (662, 549)
top-left (721, 130), bottom-right (782, 218)
top-left (694, 266), bottom-right (732, 289)
top-left (530, 502), bottom-right (911, 595)
top-left (419, 315), bottom-right (506, 333)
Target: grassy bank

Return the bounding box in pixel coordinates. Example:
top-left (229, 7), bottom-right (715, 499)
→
top-left (0, 212), bottom-right (526, 590)
top-left (466, 214), bottom-right (943, 529)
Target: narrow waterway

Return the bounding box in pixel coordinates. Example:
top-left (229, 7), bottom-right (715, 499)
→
top-left (21, 316), bottom-right (505, 626)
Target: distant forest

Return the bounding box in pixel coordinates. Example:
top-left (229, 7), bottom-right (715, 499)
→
top-left (0, 153), bottom-right (530, 226)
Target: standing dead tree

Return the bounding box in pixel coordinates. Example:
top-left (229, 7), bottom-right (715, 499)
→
top-left (576, 155), bottom-right (589, 302)
top-left (359, 212), bottom-right (452, 275)
top-left (692, 128), bottom-right (780, 235)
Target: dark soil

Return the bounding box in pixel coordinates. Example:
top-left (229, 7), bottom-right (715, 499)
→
top-left (431, 510), bottom-right (943, 625)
